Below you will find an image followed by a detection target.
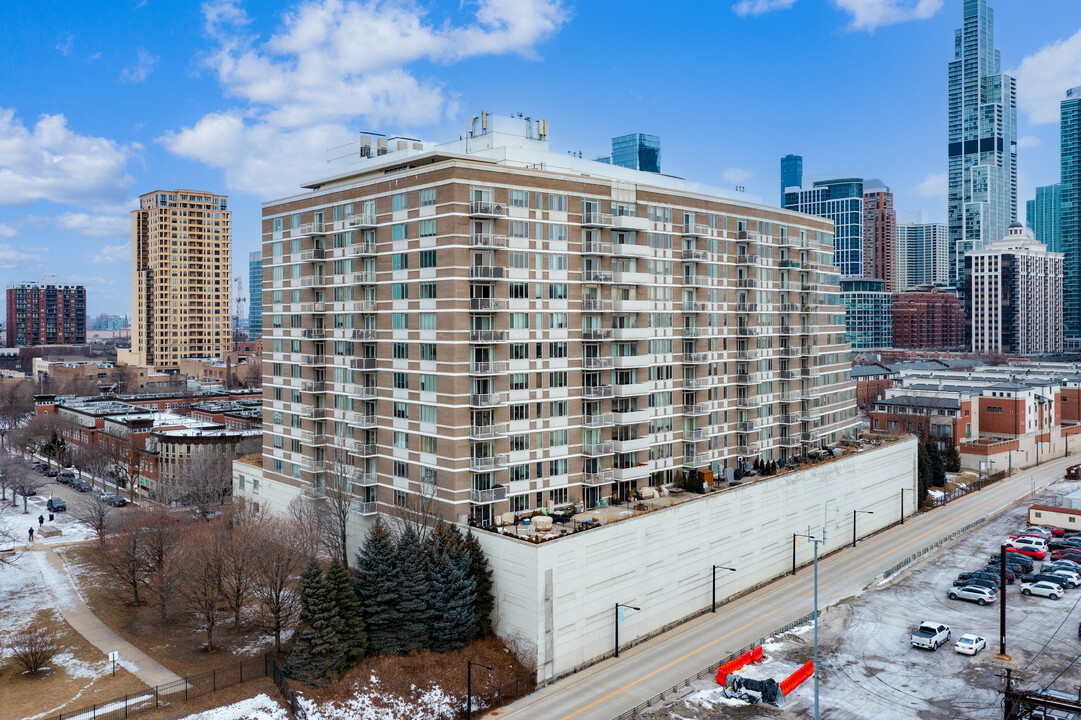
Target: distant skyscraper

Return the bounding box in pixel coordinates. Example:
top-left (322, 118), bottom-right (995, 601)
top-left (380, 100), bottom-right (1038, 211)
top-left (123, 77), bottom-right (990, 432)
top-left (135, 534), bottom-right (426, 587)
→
top-left (895, 223), bottom-right (949, 290)
top-left (1026, 184), bottom-right (1061, 252)
top-left (784, 177), bottom-right (865, 277)
top-left (248, 250), bottom-right (263, 339)
top-left (863, 183), bottom-right (896, 291)
top-left (839, 278), bottom-right (893, 349)
top-left (610, 133), bottom-right (660, 173)
top-left (780, 154), bottom-right (803, 203)
top-left (1062, 87), bottom-right (1081, 344)
top-left (947, 0), bottom-right (1017, 297)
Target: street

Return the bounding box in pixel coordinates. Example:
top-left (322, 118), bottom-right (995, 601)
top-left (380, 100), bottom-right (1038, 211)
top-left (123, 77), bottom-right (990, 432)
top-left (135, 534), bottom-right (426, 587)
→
top-left (486, 455), bottom-right (1080, 720)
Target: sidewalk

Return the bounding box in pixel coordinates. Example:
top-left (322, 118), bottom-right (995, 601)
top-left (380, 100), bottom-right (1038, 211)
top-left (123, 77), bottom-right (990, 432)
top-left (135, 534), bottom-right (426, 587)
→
top-left (33, 547), bottom-right (182, 688)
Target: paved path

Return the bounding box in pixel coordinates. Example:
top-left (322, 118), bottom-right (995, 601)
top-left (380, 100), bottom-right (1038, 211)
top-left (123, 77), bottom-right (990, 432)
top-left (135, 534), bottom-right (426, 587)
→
top-left (487, 455), bottom-right (1076, 720)
top-left (34, 547), bottom-right (183, 688)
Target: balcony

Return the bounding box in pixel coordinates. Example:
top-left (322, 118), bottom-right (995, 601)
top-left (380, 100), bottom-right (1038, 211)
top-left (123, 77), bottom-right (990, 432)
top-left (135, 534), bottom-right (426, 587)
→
top-left (736, 373), bottom-right (760, 385)
top-left (582, 328), bottom-right (613, 341)
top-left (686, 427), bottom-right (707, 441)
top-left (583, 384), bottom-right (614, 399)
top-left (352, 271), bottom-right (377, 284)
top-left (681, 326), bottom-right (706, 337)
top-left (610, 327), bottom-right (651, 341)
top-left (583, 413), bottom-right (615, 428)
top-left (469, 201), bottom-right (506, 217)
top-left (682, 248), bottom-right (709, 261)
top-left (470, 329), bottom-right (506, 343)
top-left (582, 299), bottom-right (613, 312)
top-left (350, 329), bottom-right (377, 341)
top-left (299, 247), bottom-right (325, 261)
top-left (735, 326), bottom-right (760, 337)
top-left (778, 325), bottom-right (798, 336)
top-left (682, 222), bottom-right (709, 237)
top-left (682, 403), bottom-right (710, 415)
top-left (736, 278), bottom-right (759, 289)
top-left (735, 349), bottom-right (763, 360)
top-left (470, 298), bottom-right (507, 312)
top-left (582, 470), bottom-right (613, 486)
top-left (471, 424), bottom-right (508, 440)
top-left (582, 241), bottom-right (614, 255)
top-left (735, 444), bottom-right (760, 455)
top-left (350, 357), bottom-right (377, 370)
top-left (470, 361), bottom-right (509, 374)
top-left (583, 442), bottom-right (615, 457)
top-left (780, 414), bottom-right (802, 424)
top-left (779, 303), bottom-right (801, 313)
top-left (801, 432), bottom-right (817, 443)
top-left (683, 275), bottom-right (710, 287)
top-left (351, 472), bottom-right (378, 486)
top-left (349, 414), bottom-right (378, 428)
top-left (778, 259), bottom-right (801, 269)
top-left (354, 501), bottom-right (378, 516)
top-left (470, 455), bottom-right (509, 471)
top-left (801, 366), bottom-right (820, 378)
top-left (348, 385), bottom-right (378, 400)
top-left (471, 265), bottom-right (506, 280)
top-left (613, 437), bottom-right (651, 453)
top-left (470, 487), bottom-right (507, 504)
top-left (682, 301), bottom-right (708, 313)
top-left (613, 409), bottom-right (650, 425)
top-left (346, 213), bottom-right (377, 229)
top-left (737, 230), bottom-right (760, 241)
top-left (736, 395), bottom-right (761, 409)
top-left (682, 377), bottom-right (709, 390)
top-left (582, 356), bottom-right (615, 369)
top-left (299, 222), bottom-right (327, 237)
top-left (777, 369), bottom-right (799, 380)
top-left (348, 241), bottom-right (377, 256)
top-left (612, 465), bottom-right (651, 482)
top-left (585, 270), bottom-right (613, 282)
top-left (735, 254), bottom-right (763, 266)
top-left (582, 211), bottom-right (613, 227)
top-left (613, 381), bottom-right (651, 396)
top-left (470, 393), bottom-right (506, 408)
top-left (779, 436), bottom-right (801, 448)
top-left (303, 328), bottom-right (326, 339)
top-left (611, 214), bottom-right (650, 231)
top-left (683, 352), bottom-right (711, 363)
top-left (350, 443), bottom-right (377, 457)
top-left (780, 347), bottom-right (800, 357)
top-left (683, 452), bottom-right (711, 468)
top-left (800, 283), bottom-right (818, 292)
top-left (735, 303), bottom-right (758, 313)
top-left (470, 233), bottom-right (508, 248)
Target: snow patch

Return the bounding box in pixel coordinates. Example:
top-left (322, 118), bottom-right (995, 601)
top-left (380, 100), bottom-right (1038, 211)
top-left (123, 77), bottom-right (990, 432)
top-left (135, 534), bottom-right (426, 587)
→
top-left (179, 693), bottom-right (288, 720)
top-left (299, 684), bottom-right (459, 720)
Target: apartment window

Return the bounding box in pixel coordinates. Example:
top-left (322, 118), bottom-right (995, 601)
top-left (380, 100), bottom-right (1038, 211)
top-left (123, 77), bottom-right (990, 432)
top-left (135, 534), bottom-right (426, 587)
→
top-left (419, 219), bottom-right (437, 237)
top-left (419, 313), bottom-right (437, 330)
top-left (392, 193), bottom-right (408, 211)
top-left (393, 342), bottom-right (408, 359)
top-left (510, 403), bottom-right (529, 421)
top-left (420, 282), bottom-right (437, 299)
top-left (393, 402), bottom-right (409, 419)
top-left (393, 372), bottom-right (408, 389)
top-left (549, 371), bottom-right (567, 387)
top-left (420, 250), bottom-right (436, 268)
top-left (392, 313), bottom-right (408, 329)
top-left (549, 313), bottom-right (568, 329)
top-left (393, 253), bottom-right (408, 270)
top-left (549, 225), bottom-right (568, 242)
top-left (508, 313), bottom-right (529, 329)
top-left (510, 494), bottom-right (530, 512)
top-left (510, 434), bottom-right (530, 452)
top-left (393, 431), bottom-right (409, 449)
top-left (509, 251), bottom-right (529, 269)
top-left (509, 220), bottom-right (529, 238)
top-left (419, 405), bottom-right (437, 424)
top-left (419, 188), bottom-right (436, 207)
top-left (548, 194), bottom-right (568, 212)
top-left (509, 189), bottom-right (528, 208)
top-left (550, 400), bottom-right (567, 417)
top-left (549, 283), bottom-right (568, 299)
top-left (549, 430), bottom-right (567, 447)
top-left (420, 343), bottom-right (436, 361)
top-left (392, 283), bottom-right (408, 300)
top-left (510, 343), bottom-right (528, 360)
top-left (549, 254), bottom-right (568, 270)
top-left (509, 283), bottom-right (528, 299)
top-left (394, 461), bottom-right (409, 479)
top-left (549, 342), bottom-right (567, 358)
top-left (509, 373), bottom-right (529, 391)
top-left (549, 458), bottom-right (568, 476)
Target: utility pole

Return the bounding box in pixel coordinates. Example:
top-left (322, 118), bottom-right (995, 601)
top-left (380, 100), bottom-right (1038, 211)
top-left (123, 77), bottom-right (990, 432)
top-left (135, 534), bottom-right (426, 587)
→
top-left (853, 510), bottom-right (873, 548)
top-left (712, 565), bottom-right (736, 613)
top-left (900, 487), bottom-right (904, 525)
top-left (466, 660), bottom-right (493, 720)
top-left (614, 603), bottom-right (640, 658)
top-left (796, 530), bottom-right (823, 720)
top-left (999, 544), bottom-right (1008, 658)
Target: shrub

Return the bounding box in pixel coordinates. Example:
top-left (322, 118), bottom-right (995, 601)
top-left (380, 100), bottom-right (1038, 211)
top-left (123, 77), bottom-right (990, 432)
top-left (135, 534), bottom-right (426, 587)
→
top-left (10, 628), bottom-right (59, 674)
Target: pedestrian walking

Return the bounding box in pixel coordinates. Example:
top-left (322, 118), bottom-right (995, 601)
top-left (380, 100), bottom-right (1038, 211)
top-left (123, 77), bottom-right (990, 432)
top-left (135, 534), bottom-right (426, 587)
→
top-left (28, 527), bottom-right (34, 542)
top-left (38, 514), bottom-right (44, 527)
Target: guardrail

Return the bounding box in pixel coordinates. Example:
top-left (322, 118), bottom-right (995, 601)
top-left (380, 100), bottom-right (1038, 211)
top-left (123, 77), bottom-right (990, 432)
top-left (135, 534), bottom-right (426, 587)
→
top-left (609, 611), bottom-right (820, 720)
top-left (880, 516), bottom-right (987, 580)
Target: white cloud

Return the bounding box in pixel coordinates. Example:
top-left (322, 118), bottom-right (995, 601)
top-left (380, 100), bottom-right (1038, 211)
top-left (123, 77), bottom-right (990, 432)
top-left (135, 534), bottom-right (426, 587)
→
top-left (0, 223), bottom-right (16, 239)
top-left (733, 0), bottom-right (797, 16)
top-left (1013, 29), bottom-right (1081, 125)
top-left (0, 244), bottom-right (44, 270)
top-left (723, 168), bottom-right (754, 185)
top-left (832, 0), bottom-right (941, 32)
top-left (162, 0), bottom-right (567, 197)
top-left (913, 171), bottom-right (947, 198)
top-left (54, 212), bottom-right (130, 238)
top-left (88, 245), bottom-right (130, 265)
top-left (56, 33), bottom-right (73, 57)
top-left (0, 108), bottom-right (137, 207)
top-left (1018, 135), bottom-right (1041, 149)
top-left (120, 47), bottom-right (159, 84)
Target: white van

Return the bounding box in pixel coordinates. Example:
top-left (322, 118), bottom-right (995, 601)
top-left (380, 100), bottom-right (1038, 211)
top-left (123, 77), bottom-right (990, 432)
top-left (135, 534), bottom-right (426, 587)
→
top-left (1008, 536), bottom-right (1048, 552)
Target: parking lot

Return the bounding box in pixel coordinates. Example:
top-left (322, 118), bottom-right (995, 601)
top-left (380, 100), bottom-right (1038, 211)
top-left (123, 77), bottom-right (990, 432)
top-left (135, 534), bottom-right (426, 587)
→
top-left (651, 479), bottom-right (1081, 718)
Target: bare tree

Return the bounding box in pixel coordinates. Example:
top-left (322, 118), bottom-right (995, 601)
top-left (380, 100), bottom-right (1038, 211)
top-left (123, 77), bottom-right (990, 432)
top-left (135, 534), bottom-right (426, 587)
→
top-left (251, 518), bottom-right (303, 653)
top-left (220, 523), bottom-right (256, 629)
top-left (77, 495), bottom-right (112, 544)
top-left (0, 502), bottom-right (22, 564)
top-left (286, 495), bottom-right (326, 559)
top-left (322, 450), bottom-right (355, 568)
top-left (139, 506), bottom-right (184, 570)
top-left (243, 357), bottom-right (263, 389)
top-left (98, 513), bottom-right (153, 605)
top-left (9, 628), bottom-right (59, 674)
top-left (73, 445), bottom-right (113, 493)
top-left (0, 380), bottom-right (33, 452)
top-left (173, 522), bottom-right (226, 651)
top-left (0, 455), bottom-right (25, 505)
top-left (389, 476), bottom-right (441, 542)
top-left (104, 434), bottom-right (141, 502)
top-left (172, 450), bottom-right (232, 519)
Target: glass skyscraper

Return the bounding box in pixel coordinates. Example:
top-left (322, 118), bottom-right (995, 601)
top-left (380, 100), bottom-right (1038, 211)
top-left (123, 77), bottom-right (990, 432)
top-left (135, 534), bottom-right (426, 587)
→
top-left (1062, 87), bottom-right (1081, 343)
top-left (610, 133), bottom-right (660, 173)
top-left (780, 154), bottom-right (802, 204)
top-left (947, 0), bottom-right (1017, 298)
top-left (1026, 184), bottom-right (1061, 252)
top-left (783, 178), bottom-right (865, 277)
top-left (248, 249), bottom-right (263, 339)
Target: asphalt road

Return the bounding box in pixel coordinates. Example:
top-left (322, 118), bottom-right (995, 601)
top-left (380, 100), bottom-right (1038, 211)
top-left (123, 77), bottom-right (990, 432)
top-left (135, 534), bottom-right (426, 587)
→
top-left (487, 455), bottom-right (1078, 720)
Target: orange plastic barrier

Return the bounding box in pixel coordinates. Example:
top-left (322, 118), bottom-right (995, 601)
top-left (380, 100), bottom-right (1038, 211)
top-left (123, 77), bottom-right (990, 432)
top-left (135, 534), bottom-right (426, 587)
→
top-left (779, 659), bottom-right (814, 696)
top-left (714, 646), bottom-right (764, 685)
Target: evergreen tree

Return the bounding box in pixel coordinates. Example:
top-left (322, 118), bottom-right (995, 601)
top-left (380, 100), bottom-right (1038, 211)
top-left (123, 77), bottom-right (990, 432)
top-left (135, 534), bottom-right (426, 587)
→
top-left (942, 443), bottom-right (962, 473)
top-left (465, 530), bottom-right (494, 638)
top-left (427, 549), bottom-right (476, 652)
top-left (916, 441), bottom-right (932, 503)
top-left (395, 524), bottom-right (431, 651)
top-left (284, 558), bottom-right (336, 683)
top-left (325, 559), bottom-right (366, 676)
top-left (926, 442), bottom-right (946, 488)
top-left (354, 518), bottom-right (402, 654)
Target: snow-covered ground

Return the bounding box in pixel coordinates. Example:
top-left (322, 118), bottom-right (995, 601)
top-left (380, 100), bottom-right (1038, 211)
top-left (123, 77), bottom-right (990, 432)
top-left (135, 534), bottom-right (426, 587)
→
top-left (298, 677), bottom-right (460, 720)
top-left (649, 479), bottom-right (1081, 718)
top-left (178, 694), bottom-right (289, 720)
top-left (0, 488), bottom-right (98, 547)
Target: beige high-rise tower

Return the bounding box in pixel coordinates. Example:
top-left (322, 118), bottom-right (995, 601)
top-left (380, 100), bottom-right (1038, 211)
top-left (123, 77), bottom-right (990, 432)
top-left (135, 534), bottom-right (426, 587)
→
top-left (125, 190), bottom-right (232, 370)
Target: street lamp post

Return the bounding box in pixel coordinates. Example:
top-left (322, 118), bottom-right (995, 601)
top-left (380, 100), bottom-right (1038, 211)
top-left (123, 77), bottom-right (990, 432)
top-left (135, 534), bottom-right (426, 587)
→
top-left (466, 660), bottom-right (493, 720)
top-left (852, 510), bottom-right (874, 548)
top-left (614, 603), bottom-right (640, 658)
top-left (712, 565), bottom-right (736, 613)
top-left (796, 531), bottom-right (823, 720)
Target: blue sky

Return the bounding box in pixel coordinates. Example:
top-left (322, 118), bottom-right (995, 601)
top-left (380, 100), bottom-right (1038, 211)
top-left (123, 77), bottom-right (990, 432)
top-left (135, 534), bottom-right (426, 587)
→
top-left (1, 0), bottom-right (1079, 317)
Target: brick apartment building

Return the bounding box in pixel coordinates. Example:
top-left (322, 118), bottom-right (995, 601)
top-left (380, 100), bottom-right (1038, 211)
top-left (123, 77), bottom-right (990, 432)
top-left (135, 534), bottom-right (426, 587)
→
top-left (892, 285), bottom-right (966, 350)
top-left (7, 281), bottom-right (86, 347)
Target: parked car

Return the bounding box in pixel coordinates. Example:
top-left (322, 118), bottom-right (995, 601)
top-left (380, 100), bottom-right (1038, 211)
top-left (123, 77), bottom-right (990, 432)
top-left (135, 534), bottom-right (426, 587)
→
top-left (954, 634), bottom-right (987, 656)
top-left (1007, 537), bottom-right (1048, 553)
top-left (1038, 525), bottom-right (1067, 538)
top-left (990, 554), bottom-right (1035, 572)
top-left (1010, 530), bottom-right (1051, 542)
top-left (1005, 546), bottom-right (1046, 560)
top-left (104, 495), bottom-right (127, 508)
top-left (955, 571), bottom-right (1002, 587)
top-left (948, 585), bottom-right (997, 606)
top-left (44, 469), bottom-right (58, 478)
top-left (57, 472), bottom-right (76, 485)
top-left (953, 577), bottom-right (999, 593)
top-left (71, 481), bottom-right (92, 493)
top-left (1051, 549), bottom-right (1081, 561)
top-left (981, 566), bottom-right (1016, 583)
top-left (1046, 569), bottom-right (1081, 589)
top-left (910, 622), bottom-right (951, 650)
top-left (46, 498), bottom-right (66, 512)
top-left (1045, 560), bottom-right (1081, 574)
top-left (1022, 581), bottom-right (1065, 600)
top-left (18, 485), bottom-right (37, 496)
top-left (1047, 537), bottom-right (1081, 550)
top-left (1022, 573), bottom-right (1071, 588)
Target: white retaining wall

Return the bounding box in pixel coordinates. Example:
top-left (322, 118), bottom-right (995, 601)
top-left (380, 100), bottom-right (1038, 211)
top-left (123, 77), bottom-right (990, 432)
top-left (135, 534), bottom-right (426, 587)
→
top-left (473, 437), bottom-right (918, 682)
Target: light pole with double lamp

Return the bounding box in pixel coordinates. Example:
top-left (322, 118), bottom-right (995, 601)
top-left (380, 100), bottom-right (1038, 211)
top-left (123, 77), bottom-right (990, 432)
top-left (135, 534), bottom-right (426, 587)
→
top-left (852, 509), bottom-right (874, 548)
top-left (712, 565), bottom-right (736, 612)
top-left (614, 603), bottom-right (640, 658)
top-left (795, 531), bottom-right (823, 720)
top-left (466, 660), bottom-right (493, 720)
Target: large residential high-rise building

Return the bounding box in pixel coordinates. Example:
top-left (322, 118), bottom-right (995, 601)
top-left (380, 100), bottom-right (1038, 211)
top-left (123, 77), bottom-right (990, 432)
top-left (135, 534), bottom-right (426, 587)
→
top-left (839, 278), bottom-right (892, 349)
top-left (1026, 184), bottom-right (1061, 252)
top-left (863, 182), bottom-right (896, 291)
top-left (947, 0), bottom-right (1017, 297)
top-left (605, 133), bottom-right (661, 173)
top-left (249, 250), bottom-right (263, 340)
top-left (783, 177), bottom-right (866, 277)
top-left (239, 114), bottom-right (858, 534)
top-left (965, 222), bottom-right (1062, 355)
top-left (124, 190), bottom-right (232, 370)
top-left (780, 154), bottom-right (803, 203)
top-left (1061, 87), bottom-right (1081, 346)
top-left (895, 222), bottom-right (949, 290)
top-left (892, 286), bottom-right (966, 350)
top-left (6, 280), bottom-right (86, 347)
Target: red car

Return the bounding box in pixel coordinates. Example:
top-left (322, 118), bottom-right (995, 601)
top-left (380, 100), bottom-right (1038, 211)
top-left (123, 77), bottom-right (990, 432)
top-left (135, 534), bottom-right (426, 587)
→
top-left (1039, 525), bottom-right (1067, 538)
top-left (1005, 546), bottom-right (1046, 560)
top-left (1009, 532), bottom-right (1048, 541)
top-left (1052, 549), bottom-right (1081, 561)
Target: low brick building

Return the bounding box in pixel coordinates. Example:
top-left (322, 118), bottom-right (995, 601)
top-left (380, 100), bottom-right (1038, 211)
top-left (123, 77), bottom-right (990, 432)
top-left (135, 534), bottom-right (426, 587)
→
top-left (892, 286), bottom-right (966, 351)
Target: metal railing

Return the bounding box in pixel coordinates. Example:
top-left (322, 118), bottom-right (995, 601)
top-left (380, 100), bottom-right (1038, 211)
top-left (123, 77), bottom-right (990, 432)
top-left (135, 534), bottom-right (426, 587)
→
top-left (881, 517), bottom-right (987, 580)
